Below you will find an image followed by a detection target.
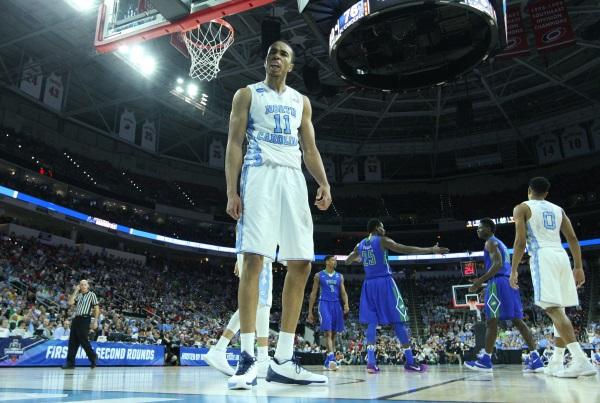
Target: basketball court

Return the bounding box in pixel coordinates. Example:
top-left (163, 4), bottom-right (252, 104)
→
top-left (0, 365), bottom-right (598, 402)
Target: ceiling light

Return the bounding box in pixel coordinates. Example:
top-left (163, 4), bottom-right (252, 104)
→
top-left (187, 83), bottom-right (198, 98)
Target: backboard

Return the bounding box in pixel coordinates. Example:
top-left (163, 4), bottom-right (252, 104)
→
top-left (451, 284), bottom-right (485, 309)
top-left (95, 0), bottom-right (275, 53)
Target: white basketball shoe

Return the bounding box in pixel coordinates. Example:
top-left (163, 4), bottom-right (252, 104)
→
top-left (227, 352), bottom-right (257, 390)
top-left (266, 356), bottom-right (328, 385)
top-left (204, 348), bottom-right (235, 376)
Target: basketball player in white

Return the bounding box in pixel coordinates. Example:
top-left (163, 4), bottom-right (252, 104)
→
top-left (225, 40), bottom-right (331, 389)
top-left (510, 176), bottom-right (596, 378)
top-left (205, 254), bottom-right (273, 378)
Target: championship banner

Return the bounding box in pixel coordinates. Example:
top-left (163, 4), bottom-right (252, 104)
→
top-left (118, 109), bottom-right (136, 143)
top-left (208, 140), bottom-right (225, 169)
top-left (497, 4), bottom-right (529, 58)
top-left (0, 337), bottom-right (164, 367)
top-left (42, 72), bottom-right (65, 111)
top-left (364, 156), bottom-right (381, 181)
top-left (141, 120), bottom-right (157, 152)
top-left (527, 0), bottom-right (575, 53)
top-left (19, 58), bottom-right (43, 100)
top-left (179, 347), bottom-right (240, 367)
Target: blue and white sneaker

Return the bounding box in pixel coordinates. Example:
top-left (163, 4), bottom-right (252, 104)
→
top-left (464, 353), bottom-right (493, 372)
top-left (324, 353), bottom-right (337, 371)
top-left (266, 356), bottom-right (328, 385)
top-left (523, 352), bottom-right (545, 373)
top-left (227, 352), bottom-right (257, 390)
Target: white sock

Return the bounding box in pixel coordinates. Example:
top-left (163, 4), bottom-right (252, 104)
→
top-left (274, 332), bottom-right (295, 362)
top-left (240, 333), bottom-right (255, 357)
top-left (214, 336), bottom-right (230, 351)
top-left (257, 346), bottom-right (268, 361)
top-left (566, 342), bottom-right (587, 361)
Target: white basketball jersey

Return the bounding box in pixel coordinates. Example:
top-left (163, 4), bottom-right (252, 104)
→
top-left (244, 82), bottom-right (304, 169)
top-left (524, 200), bottom-right (564, 251)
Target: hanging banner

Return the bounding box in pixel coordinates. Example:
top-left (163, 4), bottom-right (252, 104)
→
top-left (0, 337), bottom-right (164, 367)
top-left (497, 4), bottom-right (530, 58)
top-left (364, 156), bottom-right (381, 181)
top-left (341, 157), bottom-right (358, 183)
top-left (141, 120), bottom-right (157, 152)
top-left (208, 140), bottom-right (225, 169)
top-left (560, 126), bottom-right (589, 158)
top-left (19, 58), bottom-right (43, 100)
top-left (322, 156), bottom-right (336, 183)
top-left (118, 109), bottom-right (136, 143)
top-left (535, 134), bottom-right (561, 164)
top-left (527, 0), bottom-right (575, 53)
top-left (42, 72), bottom-right (64, 111)
top-left (179, 347), bottom-right (240, 367)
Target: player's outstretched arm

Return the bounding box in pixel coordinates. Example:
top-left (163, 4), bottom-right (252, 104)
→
top-left (510, 203), bottom-right (528, 289)
top-left (560, 209), bottom-right (585, 288)
top-left (225, 88), bottom-right (251, 220)
top-left (380, 237), bottom-right (449, 255)
top-left (307, 273), bottom-right (320, 324)
top-left (344, 245), bottom-right (360, 265)
top-left (298, 95), bottom-right (331, 211)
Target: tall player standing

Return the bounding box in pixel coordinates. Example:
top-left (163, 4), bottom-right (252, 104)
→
top-left (307, 255), bottom-right (350, 370)
top-left (510, 177), bottom-right (596, 378)
top-left (225, 41), bottom-right (331, 389)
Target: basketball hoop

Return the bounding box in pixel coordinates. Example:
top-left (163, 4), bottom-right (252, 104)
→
top-left (180, 18), bottom-right (234, 81)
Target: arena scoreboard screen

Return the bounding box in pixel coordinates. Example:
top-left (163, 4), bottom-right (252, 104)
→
top-left (461, 261), bottom-right (477, 277)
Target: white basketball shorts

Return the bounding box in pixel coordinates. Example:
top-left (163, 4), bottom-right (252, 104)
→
top-left (529, 247), bottom-right (579, 309)
top-left (236, 162), bottom-right (314, 262)
top-left (237, 254), bottom-right (273, 307)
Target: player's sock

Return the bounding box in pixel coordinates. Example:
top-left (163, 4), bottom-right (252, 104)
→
top-left (240, 333), bottom-right (255, 357)
top-left (566, 342), bottom-right (588, 361)
top-left (274, 331), bottom-right (294, 362)
top-left (257, 346), bottom-right (268, 362)
top-left (367, 345), bottom-right (376, 363)
top-left (215, 336), bottom-right (230, 351)
top-left (366, 323), bottom-right (377, 344)
top-left (404, 348), bottom-right (415, 365)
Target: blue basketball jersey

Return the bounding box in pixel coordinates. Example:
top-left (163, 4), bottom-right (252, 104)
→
top-left (319, 270), bottom-right (341, 302)
top-left (357, 235), bottom-right (392, 279)
top-left (484, 236), bottom-right (511, 276)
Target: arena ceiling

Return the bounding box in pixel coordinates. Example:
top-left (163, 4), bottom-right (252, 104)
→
top-left (0, 0), bottom-right (599, 179)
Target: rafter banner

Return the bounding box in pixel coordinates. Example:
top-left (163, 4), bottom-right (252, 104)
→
top-left (497, 4), bottom-right (530, 58)
top-left (527, 0), bottom-right (575, 53)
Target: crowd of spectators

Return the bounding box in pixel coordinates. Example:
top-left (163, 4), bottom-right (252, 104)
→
top-left (1, 234), bottom-right (597, 367)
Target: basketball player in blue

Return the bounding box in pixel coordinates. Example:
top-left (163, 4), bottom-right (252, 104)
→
top-left (464, 218), bottom-right (543, 373)
top-left (510, 177), bottom-right (596, 378)
top-left (307, 255), bottom-right (349, 371)
top-left (225, 40), bottom-right (331, 389)
top-left (345, 219), bottom-right (448, 373)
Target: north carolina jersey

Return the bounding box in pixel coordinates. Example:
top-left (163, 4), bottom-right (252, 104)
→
top-left (357, 235), bottom-right (392, 279)
top-left (484, 236), bottom-right (511, 276)
top-left (524, 200), bottom-right (564, 251)
top-left (319, 270), bottom-right (341, 302)
top-left (244, 82), bottom-right (304, 169)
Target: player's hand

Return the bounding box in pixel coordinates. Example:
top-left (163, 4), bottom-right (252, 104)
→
top-left (573, 267), bottom-right (585, 288)
top-left (509, 271), bottom-right (519, 289)
top-left (233, 263), bottom-right (240, 277)
top-left (314, 185), bottom-right (332, 211)
top-left (343, 306), bottom-right (350, 318)
top-left (307, 313), bottom-right (315, 324)
top-left (432, 243), bottom-right (449, 254)
top-left (468, 279), bottom-right (481, 293)
top-left (226, 193), bottom-right (242, 220)
top-left (73, 284), bottom-right (80, 293)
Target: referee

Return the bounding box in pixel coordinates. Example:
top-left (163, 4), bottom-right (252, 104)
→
top-left (62, 279), bottom-right (99, 369)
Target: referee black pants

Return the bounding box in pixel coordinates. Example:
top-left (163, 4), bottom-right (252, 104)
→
top-left (66, 316), bottom-right (96, 364)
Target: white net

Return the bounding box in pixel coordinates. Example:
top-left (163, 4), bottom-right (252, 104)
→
top-left (181, 19), bottom-right (234, 81)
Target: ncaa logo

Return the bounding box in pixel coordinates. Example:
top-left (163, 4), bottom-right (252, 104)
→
top-left (542, 27), bottom-right (565, 43)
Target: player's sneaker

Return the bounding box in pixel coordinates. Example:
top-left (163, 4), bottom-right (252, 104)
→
top-left (256, 357), bottom-right (270, 378)
top-left (205, 348), bottom-right (235, 376)
top-left (366, 362), bottom-right (380, 373)
top-left (404, 363), bottom-right (428, 372)
top-left (324, 353), bottom-right (337, 371)
top-left (523, 353), bottom-right (545, 373)
top-left (464, 354), bottom-right (493, 372)
top-left (266, 356), bottom-right (328, 385)
top-left (227, 352), bottom-right (257, 390)
top-left (553, 358), bottom-right (597, 378)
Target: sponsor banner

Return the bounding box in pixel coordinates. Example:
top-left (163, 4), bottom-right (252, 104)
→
top-left (179, 347), bottom-right (240, 367)
top-left (497, 4), bottom-right (529, 58)
top-left (527, 0), bottom-right (575, 53)
top-left (0, 337), bottom-right (164, 367)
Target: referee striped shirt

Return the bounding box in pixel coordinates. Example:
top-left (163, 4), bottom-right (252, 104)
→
top-left (74, 291), bottom-right (99, 316)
